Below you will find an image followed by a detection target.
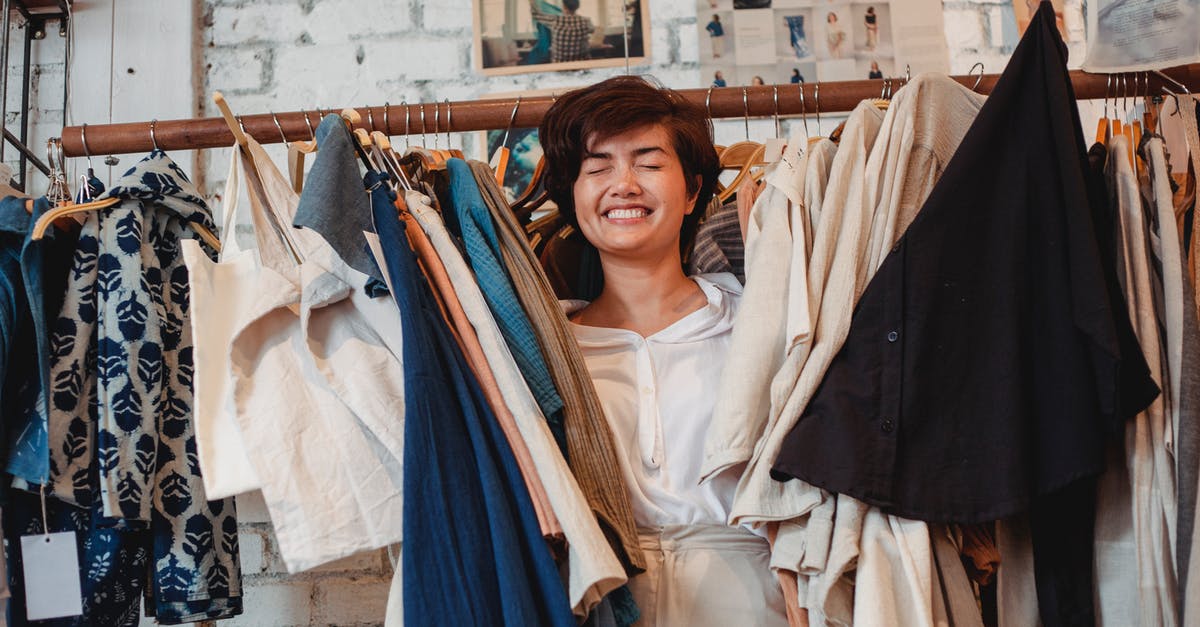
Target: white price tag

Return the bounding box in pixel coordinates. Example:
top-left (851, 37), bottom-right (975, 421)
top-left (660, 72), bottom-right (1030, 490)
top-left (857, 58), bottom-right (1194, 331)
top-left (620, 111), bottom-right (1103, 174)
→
top-left (20, 532), bottom-right (83, 620)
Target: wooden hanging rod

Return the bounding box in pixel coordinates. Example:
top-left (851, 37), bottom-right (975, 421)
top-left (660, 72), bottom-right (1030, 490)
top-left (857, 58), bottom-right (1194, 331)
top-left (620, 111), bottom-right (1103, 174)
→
top-left (60, 64), bottom-right (1200, 158)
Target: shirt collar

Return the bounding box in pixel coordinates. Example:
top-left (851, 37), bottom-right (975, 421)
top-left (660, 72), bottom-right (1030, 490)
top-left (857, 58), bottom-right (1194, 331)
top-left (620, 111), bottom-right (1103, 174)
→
top-left (565, 273), bottom-right (742, 346)
top-left (0, 196), bottom-right (31, 235)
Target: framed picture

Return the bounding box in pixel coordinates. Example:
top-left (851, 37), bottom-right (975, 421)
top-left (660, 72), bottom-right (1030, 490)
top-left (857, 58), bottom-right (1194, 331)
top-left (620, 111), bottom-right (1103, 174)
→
top-left (473, 0), bottom-right (651, 75)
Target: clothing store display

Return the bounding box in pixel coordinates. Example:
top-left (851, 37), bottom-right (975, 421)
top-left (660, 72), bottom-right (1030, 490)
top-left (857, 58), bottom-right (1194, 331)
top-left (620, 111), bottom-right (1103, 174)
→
top-left (771, 1), bottom-right (1155, 524)
top-left (8, 4), bottom-right (1200, 622)
top-left (371, 171), bottom-right (574, 626)
top-left (8, 152), bottom-right (243, 625)
top-left (412, 193), bottom-right (627, 616)
top-left (462, 159), bottom-right (647, 576)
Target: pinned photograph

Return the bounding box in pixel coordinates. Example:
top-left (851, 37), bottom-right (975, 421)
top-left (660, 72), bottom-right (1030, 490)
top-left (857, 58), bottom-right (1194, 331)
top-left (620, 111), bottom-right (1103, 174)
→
top-left (473, 0), bottom-right (650, 75)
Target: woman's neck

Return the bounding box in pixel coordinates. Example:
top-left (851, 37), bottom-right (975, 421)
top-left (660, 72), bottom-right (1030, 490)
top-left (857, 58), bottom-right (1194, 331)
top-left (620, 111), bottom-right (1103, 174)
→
top-left (578, 251), bottom-right (706, 337)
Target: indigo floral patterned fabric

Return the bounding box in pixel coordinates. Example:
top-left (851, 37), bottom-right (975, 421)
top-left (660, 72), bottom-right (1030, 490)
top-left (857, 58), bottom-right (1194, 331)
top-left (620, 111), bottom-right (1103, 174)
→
top-left (6, 151), bottom-right (242, 624)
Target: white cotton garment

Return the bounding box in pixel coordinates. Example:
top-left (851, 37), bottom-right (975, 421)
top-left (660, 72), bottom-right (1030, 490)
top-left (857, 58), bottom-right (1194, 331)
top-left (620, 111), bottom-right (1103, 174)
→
top-left (566, 274), bottom-right (745, 529)
top-left (412, 194), bottom-right (626, 617)
top-left (701, 128), bottom-right (810, 484)
top-left (186, 149), bottom-right (266, 499)
top-left (190, 135), bottom-right (405, 573)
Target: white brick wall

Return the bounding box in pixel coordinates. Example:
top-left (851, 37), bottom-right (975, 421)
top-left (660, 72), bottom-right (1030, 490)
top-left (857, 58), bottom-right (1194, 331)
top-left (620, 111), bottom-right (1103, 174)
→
top-left (1, 0), bottom-right (1086, 624)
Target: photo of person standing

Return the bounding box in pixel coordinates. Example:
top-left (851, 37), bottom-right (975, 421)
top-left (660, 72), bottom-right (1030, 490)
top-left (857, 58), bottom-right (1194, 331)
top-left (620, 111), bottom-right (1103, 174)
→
top-left (529, 0), bottom-right (595, 63)
top-left (826, 11), bottom-right (846, 58)
top-left (864, 6), bottom-right (878, 50)
top-left (706, 14), bottom-right (725, 58)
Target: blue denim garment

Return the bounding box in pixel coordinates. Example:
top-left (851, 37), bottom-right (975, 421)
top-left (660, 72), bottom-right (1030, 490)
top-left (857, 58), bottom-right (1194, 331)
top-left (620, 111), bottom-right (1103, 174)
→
top-left (3, 196), bottom-right (83, 485)
top-left (367, 173), bottom-right (573, 626)
top-left (293, 114), bottom-right (388, 297)
top-left (445, 159), bottom-right (565, 426)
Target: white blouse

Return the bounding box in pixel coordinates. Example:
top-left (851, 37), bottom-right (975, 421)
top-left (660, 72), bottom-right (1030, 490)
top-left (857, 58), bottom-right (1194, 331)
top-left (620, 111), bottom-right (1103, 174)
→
top-left (564, 273), bottom-right (745, 528)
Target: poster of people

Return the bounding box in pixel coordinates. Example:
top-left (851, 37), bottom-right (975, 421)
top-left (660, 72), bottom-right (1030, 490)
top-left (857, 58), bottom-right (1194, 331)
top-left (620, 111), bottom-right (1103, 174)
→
top-left (699, 0), bottom-right (949, 88)
top-left (473, 0), bottom-right (650, 75)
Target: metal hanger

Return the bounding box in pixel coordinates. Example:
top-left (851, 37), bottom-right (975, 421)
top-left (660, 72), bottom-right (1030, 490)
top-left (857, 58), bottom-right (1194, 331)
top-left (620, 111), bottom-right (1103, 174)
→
top-left (969, 62), bottom-right (985, 92)
top-left (797, 79), bottom-right (809, 138)
top-left (149, 119), bottom-right (160, 151)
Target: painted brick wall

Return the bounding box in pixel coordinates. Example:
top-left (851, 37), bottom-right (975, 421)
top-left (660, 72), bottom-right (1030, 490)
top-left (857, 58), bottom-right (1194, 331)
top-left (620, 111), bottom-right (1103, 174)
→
top-left (6, 1), bottom-right (1085, 625)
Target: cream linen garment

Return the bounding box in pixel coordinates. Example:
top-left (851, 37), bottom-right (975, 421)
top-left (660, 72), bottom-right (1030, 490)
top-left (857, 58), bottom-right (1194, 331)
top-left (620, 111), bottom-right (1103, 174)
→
top-left (701, 128), bottom-right (811, 483)
top-left (412, 192), bottom-right (626, 617)
top-left (186, 149), bottom-right (268, 499)
top-left (188, 136), bottom-right (406, 573)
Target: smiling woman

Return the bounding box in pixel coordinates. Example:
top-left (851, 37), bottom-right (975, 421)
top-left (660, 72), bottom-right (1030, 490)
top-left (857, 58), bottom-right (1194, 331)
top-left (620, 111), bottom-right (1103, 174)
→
top-left (538, 76), bottom-right (790, 626)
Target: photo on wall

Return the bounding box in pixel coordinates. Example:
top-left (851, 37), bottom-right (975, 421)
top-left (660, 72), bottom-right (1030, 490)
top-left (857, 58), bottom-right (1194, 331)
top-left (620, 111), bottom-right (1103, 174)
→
top-left (473, 0), bottom-right (650, 75)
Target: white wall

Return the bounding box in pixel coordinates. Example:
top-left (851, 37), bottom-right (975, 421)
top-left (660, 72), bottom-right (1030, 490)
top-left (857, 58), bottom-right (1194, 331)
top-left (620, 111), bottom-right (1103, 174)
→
top-left (0, 0), bottom-right (1085, 624)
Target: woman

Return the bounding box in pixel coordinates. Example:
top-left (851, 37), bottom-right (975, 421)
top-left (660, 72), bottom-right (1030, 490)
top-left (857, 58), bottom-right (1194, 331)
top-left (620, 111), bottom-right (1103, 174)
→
top-left (864, 6), bottom-right (879, 50)
top-left (826, 11), bottom-right (846, 58)
top-left (712, 70), bottom-right (727, 87)
top-left (868, 59), bottom-right (883, 79)
top-left (705, 14), bottom-right (725, 58)
top-left (751, 75), bottom-right (765, 86)
top-left (539, 76), bottom-right (788, 626)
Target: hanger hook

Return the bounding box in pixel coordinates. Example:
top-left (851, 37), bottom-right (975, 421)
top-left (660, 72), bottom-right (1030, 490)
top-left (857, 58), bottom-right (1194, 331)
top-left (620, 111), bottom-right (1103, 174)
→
top-left (502, 96), bottom-right (521, 149)
top-left (797, 79), bottom-right (809, 137)
top-left (420, 104), bottom-right (428, 147)
top-left (366, 107), bottom-right (375, 133)
top-left (904, 64), bottom-right (911, 85)
top-left (772, 85), bottom-right (781, 138)
top-left (237, 116), bottom-right (250, 142)
top-left (302, 110), bottom-right (316, 141)
top-left (433, 101), bottom-right (441, 150)
top-left (149, 119), bottom-right (160, 151)
top-left (881, 76), bottom-right (888, 99)
top-left (271, 112), bottom-right (287, 144)
top-left (964, 62), bottom-right (984, 92)
top-left (741, 87), bottom-right (750, 141)
top-left (383, 102), bottom-right (390, 136)
top-left (402, 101), bottom-right (411, 149)
top-left (79, 123), bottom-right (93, 166)
top-left (444, 98), bottom-right (453, 149)
top-left (814, 82), bottom-right (822, 135)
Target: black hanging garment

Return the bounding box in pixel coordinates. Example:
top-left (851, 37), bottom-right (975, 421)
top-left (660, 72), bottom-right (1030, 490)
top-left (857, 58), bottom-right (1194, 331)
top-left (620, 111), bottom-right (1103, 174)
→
top-left (770, 2), bottom-right (1158, 625)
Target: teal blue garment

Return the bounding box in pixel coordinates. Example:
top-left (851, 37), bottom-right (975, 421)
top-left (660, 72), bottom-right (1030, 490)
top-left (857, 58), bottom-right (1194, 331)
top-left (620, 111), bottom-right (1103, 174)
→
top-left (524, 0), bottom-right (562, 65)
top-left (445, 158), bottom-right (566, 444)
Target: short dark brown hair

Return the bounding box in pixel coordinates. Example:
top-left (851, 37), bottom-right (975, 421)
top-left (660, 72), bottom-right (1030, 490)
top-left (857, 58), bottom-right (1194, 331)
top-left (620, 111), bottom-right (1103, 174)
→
top-left (538, 75), bottom-right (719, 254)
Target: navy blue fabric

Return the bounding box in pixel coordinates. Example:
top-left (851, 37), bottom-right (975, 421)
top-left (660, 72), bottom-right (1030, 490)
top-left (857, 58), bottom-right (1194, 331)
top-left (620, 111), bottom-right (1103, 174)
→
top-left (293, 114), bottom-right (388, 296)
top-left (368, 172), bottom-right (572, 626)
top-left (445, 159), bottom-right (566, 450)
top-left (4, 196), bottom-right (79, 485)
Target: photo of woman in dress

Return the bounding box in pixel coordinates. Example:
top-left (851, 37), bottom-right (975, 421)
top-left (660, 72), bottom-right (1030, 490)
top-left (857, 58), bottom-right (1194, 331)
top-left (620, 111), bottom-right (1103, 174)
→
top-left (825, 11), bottom-right (846, 58)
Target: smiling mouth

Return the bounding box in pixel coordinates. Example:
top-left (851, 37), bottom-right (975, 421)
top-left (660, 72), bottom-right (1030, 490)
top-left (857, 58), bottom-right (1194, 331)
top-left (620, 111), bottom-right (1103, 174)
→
top-left (603, 207), bottom-right (652, 219)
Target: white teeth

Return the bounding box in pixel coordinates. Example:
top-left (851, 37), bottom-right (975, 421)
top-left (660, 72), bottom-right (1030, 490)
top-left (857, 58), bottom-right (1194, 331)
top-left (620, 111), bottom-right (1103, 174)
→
top-left (606, 208), bottom-right (647, 219)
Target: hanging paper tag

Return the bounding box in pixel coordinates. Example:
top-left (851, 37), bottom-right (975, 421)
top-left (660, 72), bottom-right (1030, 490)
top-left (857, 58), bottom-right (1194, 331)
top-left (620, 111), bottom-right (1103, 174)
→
top-left (20, 532), bottom-right (83, 620)
top-left (764, 138), bottom-right (787, 164)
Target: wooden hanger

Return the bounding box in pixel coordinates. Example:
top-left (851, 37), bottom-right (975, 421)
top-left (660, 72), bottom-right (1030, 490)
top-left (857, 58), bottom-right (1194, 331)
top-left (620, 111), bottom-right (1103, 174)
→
top-left (287, 110), bottom-right (319, 193)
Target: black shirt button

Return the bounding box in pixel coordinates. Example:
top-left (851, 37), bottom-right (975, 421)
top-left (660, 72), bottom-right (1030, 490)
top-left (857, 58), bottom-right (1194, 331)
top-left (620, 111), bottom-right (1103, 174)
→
top-left (887, 331), bottom-right (899, 343)
top-left (892, 242), bottom-right (901, 253)
top-left (881, 418), bottom-right (895, 433)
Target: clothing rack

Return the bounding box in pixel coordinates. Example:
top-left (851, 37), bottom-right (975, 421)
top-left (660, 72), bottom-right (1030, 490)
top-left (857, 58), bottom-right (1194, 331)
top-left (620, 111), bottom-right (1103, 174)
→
top-left (58, 63), bottom-right (1200, 158)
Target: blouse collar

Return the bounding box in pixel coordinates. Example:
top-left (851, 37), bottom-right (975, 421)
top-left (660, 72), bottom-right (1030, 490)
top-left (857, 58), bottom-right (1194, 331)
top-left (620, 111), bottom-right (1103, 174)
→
top-left (564, 273), bottom-right (742, 347)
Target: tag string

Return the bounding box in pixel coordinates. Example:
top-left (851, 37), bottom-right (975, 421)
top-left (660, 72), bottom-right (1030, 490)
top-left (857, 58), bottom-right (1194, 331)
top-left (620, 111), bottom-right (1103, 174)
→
top-left (39, 484), bottom-right (50, 537)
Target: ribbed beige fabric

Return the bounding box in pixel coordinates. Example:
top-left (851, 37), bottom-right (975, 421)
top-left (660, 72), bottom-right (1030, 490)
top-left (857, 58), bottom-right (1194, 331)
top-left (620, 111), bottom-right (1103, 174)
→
top-left (468, 161), bottom-right (647, 575)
